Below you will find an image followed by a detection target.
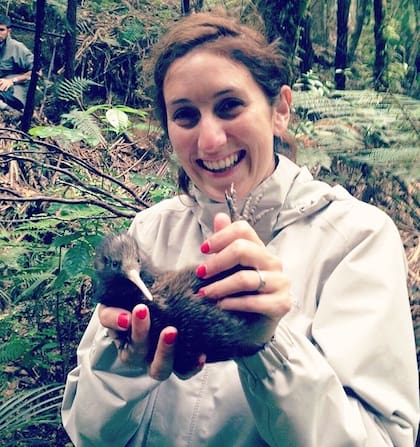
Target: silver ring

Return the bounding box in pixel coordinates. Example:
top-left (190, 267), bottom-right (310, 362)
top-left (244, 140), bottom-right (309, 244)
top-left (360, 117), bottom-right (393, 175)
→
top-left (255, 268), bottom-right (266, 292)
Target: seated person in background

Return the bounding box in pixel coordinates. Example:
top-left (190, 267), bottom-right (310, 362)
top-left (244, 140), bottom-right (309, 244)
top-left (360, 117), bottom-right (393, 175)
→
top-left (0, 14), bottom-right (33, 111)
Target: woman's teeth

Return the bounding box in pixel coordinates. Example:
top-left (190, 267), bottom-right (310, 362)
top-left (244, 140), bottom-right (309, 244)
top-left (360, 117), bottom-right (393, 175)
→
top-left (201, 153), bottom-right (239, 172)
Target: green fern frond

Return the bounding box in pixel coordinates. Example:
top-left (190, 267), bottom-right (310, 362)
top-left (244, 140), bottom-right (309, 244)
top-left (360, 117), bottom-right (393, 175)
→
top-left (0, 384), bottom-right (64, 436)
top-left (0, 244), bottom-right (27, 270)
top-left (61, 110), bottom-right (105, 146)
top-left (0, 336), bottom-right (31, 363)
top-left (0, 238), bottom-right (57, 303)
top-left (0, 317), bottom-right (13, 340)
top-left (354, 147), bottom-right (419, 164)
top-left (57, 76), bottom-right (101, 103)
top-left (17, 272), bottom-right (55, 302)
top-left (353, 147), bottom-right (420, 182)
top-left (292, 90), bottom-right (419, 140)
top-left (292, 89), bottom-right (419, 163)
top-left (119, 17), bottom-right (145, 45)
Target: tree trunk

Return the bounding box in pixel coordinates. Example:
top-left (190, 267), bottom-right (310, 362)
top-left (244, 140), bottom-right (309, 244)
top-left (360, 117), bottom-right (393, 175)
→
top-left (310, 0), bottom-right (336, 68)
top-left (310, 0), bottom-right (327, 46)
top-left (256, 0), bottom-right (309, 80)
top-left (335, 0), bottom-right (351, 89)
top-left (194, 0), bottom-right (204, 12)
top-left (348, 0), bottom-right (369, 63)
top-left (181, 0), bottom-right (190, 14)
top-left (373, 0), bottom-right (387, 90)
top-left (299, 13), bottom-right (315, 74)
top-left (63, 0), bottom-right (77, 80)
top-left (20, 0), bottom-right (45, 132)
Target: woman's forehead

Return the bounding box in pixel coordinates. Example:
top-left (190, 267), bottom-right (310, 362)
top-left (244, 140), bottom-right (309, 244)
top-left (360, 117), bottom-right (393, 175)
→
top-left (164, 50), bottom-right (254, 95)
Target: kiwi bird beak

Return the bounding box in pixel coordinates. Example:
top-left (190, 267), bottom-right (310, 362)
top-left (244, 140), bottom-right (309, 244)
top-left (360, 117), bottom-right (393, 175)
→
top-left (126, 269), bottom-right (153, 301)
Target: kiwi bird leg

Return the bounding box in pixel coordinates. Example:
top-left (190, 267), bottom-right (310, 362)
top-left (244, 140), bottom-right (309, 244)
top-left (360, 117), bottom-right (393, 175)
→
top-left (125, 269), bottom-right (153, 301)
top-left (225, 183), bottom-right (241, 222)
top-left (225, 182), bottom-right (273, 226)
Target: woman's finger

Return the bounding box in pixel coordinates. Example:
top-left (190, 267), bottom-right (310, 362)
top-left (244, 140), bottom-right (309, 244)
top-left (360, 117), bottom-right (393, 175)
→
top-left (130, 304), bottom-right (150, 344)
top-left (201, 267), bottom-right (273, 298)
top-left (98, 304), bottom-right (132, 331)
top-left (213, 212), bottom-right (231, 232)
top-left (198, 238), bottom-right (282, 280)
top-left (202, 214), bottom-right (263, 255)
top-left (218, 284), bottom-right (291, 318)
top-left (148, 327), bottom-right (178, 381)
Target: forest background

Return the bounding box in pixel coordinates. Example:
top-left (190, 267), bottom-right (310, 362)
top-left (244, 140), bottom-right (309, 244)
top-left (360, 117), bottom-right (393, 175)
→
top-left (0, 0), bottom-right (418, 445)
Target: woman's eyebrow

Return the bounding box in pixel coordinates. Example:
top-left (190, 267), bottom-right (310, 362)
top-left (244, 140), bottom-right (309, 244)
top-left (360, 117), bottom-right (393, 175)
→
top-left (215, 89), bottom-right (236, 97)
top-left (168, 89), bottom-right (237, 107)
top-left (168, 98), bottom-right (190, 107)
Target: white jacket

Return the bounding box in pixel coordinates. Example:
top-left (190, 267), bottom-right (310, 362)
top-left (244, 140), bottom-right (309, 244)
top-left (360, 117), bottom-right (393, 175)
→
top-left (62, 156), bottom-right (419, 446)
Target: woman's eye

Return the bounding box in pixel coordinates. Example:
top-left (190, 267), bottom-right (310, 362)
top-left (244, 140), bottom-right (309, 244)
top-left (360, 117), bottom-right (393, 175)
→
top-left (111, 260), bottom-right (119, 269)
top-left (172, 107), bottom-right (199, 128)
top-left (216, 98), bottom-right (244, 118)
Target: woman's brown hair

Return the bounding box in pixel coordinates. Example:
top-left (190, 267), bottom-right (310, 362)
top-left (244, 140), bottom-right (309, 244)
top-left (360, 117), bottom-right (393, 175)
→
top-left (149, 11), bottom-right (297, 194)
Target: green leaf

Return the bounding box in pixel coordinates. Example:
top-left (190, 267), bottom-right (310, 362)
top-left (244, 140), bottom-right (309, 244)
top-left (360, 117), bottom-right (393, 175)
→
top-left (61, 241), bottom-right (92, 277)
top-left (29, 125), bottom-right (87, 143)
top-left (51, 231), bottom-right (84, 247)
top-left (50, 269), bottom-right (69, 290)
top-left (0, 384), bottom-right (64, 437)
top-left (130, 173), bottom-right (148, 187)
top-left (18, 272), bottom-right (55, 302)
top-left (106, 108), bottom-right (130, 133)
top-left (114, 105), bottom-right (149, 119)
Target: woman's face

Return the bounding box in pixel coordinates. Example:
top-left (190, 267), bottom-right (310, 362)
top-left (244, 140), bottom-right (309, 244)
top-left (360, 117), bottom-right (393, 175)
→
top-left (164, 50), bottom-right (291, 201)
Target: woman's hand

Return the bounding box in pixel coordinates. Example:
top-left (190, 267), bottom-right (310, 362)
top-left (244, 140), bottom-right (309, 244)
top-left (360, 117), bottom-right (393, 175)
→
top-left (98, 304), bottom-right (205, 380)
top-left (197, 212), bottom-right (292, 346)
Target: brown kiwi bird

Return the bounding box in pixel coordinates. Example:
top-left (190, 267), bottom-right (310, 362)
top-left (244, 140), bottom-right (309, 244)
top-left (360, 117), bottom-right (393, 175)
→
top-left (93, 186), bottom-right (270, 375)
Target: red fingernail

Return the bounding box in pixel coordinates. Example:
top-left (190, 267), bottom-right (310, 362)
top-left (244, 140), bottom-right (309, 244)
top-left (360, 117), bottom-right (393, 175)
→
top-left (197, 289), bottom-right (206, 297)
top-left (196, 264), bottom-right (207, 278)
top-left (117, 312), bottom-right (129, 329)
top-left (197, 357), bottom-right (206, 369)
top-left (164, 331), bottom-right (177, 345)
top-left (135, 306), bottom-right (147, 320)
top-left (200, 241), bottom-right (210, 254)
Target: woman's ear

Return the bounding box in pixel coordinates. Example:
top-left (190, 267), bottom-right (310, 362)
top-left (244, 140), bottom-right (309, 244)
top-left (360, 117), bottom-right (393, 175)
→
top-left (272, 85), bottom-right (292, 137)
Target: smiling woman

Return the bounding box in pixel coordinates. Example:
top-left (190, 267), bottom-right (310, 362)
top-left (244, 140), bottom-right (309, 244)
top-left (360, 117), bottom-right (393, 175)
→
top-left (163, 50), bottom-right (289, 201)
top-left (62, 9), bottom-right (419, 447)
top-left (151, 13), bottom-right (296, 199)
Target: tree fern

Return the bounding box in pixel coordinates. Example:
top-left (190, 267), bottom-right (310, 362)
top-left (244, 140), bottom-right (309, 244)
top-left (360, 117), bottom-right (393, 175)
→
top-left (0, 336), bottom-right (31, 364)
top-left (292, 89), bottom-right (419, 182)
top-left (119, 16), bottom-right (145, 45)
top-left (0, 383), bottom-right (64, 444)
top-left (0, 316), bottom-right (13, 340)
top-left (61, 109), bottom-right (105, 147)
top-left (57, 76), bottom-right (101, 105)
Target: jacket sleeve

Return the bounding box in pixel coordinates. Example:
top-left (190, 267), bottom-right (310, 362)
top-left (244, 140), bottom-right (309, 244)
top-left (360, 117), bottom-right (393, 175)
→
top-left (15, 41), bottom-right (34, 72)
top-left (61, 307), bottom-right (159, 447)
top-left (237, 213), bottom-right (419, 447)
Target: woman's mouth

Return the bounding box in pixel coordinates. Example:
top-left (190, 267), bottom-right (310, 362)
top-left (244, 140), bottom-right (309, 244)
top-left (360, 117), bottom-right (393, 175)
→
top-left (198, 150), bottom-right (245, 173)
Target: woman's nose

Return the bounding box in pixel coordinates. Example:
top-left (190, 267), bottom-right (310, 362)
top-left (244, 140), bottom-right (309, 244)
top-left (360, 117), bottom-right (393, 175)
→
top-left (197, 115), bottom-right (227, 153)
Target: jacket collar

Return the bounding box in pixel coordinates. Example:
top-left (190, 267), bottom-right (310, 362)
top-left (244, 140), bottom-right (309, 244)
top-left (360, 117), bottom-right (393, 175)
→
top-left (188, 155), bottom-right (350, 245)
